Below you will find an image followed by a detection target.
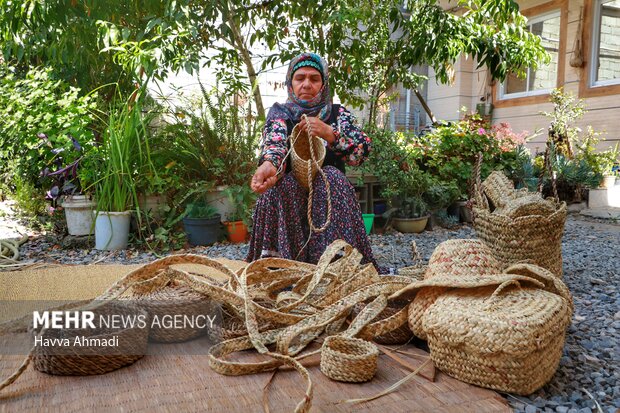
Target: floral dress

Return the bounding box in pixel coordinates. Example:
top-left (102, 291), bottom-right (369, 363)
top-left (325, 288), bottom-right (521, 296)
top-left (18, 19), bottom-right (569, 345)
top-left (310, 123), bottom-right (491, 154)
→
top-left (246, 105), bottom-right (382, 272)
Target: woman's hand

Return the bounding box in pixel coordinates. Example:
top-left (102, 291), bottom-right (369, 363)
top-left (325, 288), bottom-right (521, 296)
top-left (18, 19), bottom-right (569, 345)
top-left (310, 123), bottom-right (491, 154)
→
top-left (251, 162), bottom-right (278, 194)
top-left (299, 117), bottom-right (336, 144)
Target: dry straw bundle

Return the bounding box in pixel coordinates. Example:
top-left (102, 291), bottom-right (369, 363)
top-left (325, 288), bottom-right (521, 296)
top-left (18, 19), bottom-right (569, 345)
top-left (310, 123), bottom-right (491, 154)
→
top-left (472, 155), bottom-right (567, 277)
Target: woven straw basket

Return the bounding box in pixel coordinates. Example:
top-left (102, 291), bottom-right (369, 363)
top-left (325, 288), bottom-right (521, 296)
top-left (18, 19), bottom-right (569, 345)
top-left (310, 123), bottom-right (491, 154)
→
top-left (473, 163), bottom-right (567, 277)
top-left (291, 128), bottom-right (325, 189)
top-left (408, 239), bottom-right (503, 340)
top-left (131, 283), bottom-right (214, 343)
top-left (32, 301), bottom-right (149, 376)
top-left (423, 264), bottom-right (573, 394)
top-left (320, 335), bottom-right (378, 382)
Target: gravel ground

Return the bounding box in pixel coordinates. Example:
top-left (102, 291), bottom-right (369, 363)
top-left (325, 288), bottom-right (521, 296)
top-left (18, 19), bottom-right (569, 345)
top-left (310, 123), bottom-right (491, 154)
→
top-left (2, 201), bottom-right (619, 412)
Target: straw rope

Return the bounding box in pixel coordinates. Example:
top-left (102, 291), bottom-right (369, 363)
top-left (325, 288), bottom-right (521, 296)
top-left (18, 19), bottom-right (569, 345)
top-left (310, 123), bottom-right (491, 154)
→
top-left (0, 235), bottom-right (29, 267)
top-left (273, 114), bottom-right (333, 259)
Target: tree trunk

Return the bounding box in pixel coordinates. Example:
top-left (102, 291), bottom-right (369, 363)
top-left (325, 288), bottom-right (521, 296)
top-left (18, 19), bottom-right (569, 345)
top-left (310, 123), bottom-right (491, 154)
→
top-left (228, 17), bottom-right (265, 119)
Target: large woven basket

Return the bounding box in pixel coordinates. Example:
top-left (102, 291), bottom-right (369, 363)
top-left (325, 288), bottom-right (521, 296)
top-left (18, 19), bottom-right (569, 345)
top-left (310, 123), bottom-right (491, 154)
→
top-left (32, 301), bottom-right (149, 376)
top-left (408, 239), bottom-right (503, 340)
top-left (423, 265), bottom-right (573, 395)
top-left (291, 128), bottom-right (325, 189)
top-left (473, 158), bottom-right (566, 277)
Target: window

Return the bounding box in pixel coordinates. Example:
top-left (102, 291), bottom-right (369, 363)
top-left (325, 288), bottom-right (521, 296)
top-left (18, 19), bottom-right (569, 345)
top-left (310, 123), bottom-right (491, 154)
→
top-left (590, 0), bottom-right (620, 87)
top-left (499, 11), bottom-right (561, 99)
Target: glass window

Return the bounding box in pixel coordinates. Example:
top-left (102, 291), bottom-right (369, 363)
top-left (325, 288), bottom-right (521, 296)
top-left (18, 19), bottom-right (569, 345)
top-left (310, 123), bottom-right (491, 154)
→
top-left (500, 11), bottom-right (561, 99)
top-left (591, 0), bottom-right (620, 86)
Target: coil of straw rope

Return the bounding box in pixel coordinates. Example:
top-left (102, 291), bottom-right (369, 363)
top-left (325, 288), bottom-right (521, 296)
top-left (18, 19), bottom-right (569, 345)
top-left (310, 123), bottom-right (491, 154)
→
top-left (472, 153), bottom-right (567, 277)
top-left (0, 235), bottom-right (29, 268)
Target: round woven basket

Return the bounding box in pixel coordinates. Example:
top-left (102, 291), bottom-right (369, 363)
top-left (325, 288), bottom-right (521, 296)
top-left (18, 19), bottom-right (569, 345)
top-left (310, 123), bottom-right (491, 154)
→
top-left (32, 301), bottom-right (149, 376)
top-left (291, 129), bottom-right (325, 189)
top-left (320, 335), bottom-right (378, 382)
top-left (424, 283), bottom-right (572, 395)
top-left (131, 283), bottom-right (214, 343)
top-left (408, 239), bottom-right (504, 340)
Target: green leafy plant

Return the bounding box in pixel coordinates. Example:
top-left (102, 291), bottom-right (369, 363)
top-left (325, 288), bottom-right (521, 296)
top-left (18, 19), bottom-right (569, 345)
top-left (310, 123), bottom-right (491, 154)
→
top-left (0, 65), bottom-right (96, 187)
top-left (154, 83), bottom-right (261, 188)
top-left (184, 201), bottom-right (218, 220)
top-left (91, 89), bottom-right (155, 213)
top-left (224, 185), bottom-right (256, 226)
top-left (541, 88), bottom-right (586, 159)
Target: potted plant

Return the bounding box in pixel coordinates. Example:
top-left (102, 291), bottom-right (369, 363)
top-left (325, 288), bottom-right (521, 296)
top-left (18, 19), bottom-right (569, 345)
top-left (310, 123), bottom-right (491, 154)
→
top-left (39, 133), bottom-right (95, 236)
top-left (391, 197), bottom-right (430, 233)
top-left (92, 92), bottom-right (151, 250)
top-left (598, 145), bottom-right (619, 189)
top-left (182, 200), bottom-right (222, 246)
top-left (223, 185), bottom-right (255, 243)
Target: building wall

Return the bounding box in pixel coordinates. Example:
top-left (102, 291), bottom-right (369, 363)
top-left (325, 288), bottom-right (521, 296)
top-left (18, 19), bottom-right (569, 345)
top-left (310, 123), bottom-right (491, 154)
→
top-left (426, 0), bottom-right (620, 152)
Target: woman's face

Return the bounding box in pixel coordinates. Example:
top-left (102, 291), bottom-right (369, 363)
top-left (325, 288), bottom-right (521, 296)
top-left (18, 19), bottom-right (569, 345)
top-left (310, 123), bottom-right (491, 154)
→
top-left (292, 67), bottom-right (323, 101)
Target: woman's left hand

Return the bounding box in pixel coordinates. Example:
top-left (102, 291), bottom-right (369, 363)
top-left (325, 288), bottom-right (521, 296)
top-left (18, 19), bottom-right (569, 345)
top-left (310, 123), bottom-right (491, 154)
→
top-left (299, 117), bottom-right (335, 145)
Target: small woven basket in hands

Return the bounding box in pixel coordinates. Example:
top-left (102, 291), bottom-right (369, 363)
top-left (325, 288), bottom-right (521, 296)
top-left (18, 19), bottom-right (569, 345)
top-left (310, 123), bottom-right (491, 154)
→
top-left (131, 283), bottom-right (214, 343)
top-left (32, 301), bottom-right (149, 376)
top-left (291, 127), bottom-right (325, 189)
top-left (320, 335), bottom-right (378, 382)
top-left (408, 239), bottom-right (503, 340)
top-left (472, 155), bottom-right (567, 277)
top-left (423, 264), bottom-right (573, 395)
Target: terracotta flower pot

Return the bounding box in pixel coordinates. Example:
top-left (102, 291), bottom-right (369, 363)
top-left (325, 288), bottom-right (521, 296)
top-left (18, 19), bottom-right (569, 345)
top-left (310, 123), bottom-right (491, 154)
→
top-left (224, 220), bottom-right (248, 243)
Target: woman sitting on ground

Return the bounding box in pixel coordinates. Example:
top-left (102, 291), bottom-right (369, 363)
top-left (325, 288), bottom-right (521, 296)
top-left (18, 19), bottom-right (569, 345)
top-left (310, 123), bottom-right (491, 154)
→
top-left (247, 52), bottom-right (380, 271)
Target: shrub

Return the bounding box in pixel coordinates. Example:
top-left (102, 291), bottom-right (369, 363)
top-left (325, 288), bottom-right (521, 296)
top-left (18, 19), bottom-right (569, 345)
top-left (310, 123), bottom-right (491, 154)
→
top-left (0, 65), bottom-right (96, 187)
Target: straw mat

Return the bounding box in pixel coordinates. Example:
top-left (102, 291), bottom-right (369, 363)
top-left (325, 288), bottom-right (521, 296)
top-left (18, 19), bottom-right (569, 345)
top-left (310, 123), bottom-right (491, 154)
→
top-left (0, 338), bottom-right (509, 412)
top-left (0, 258), bottom-right (245, 323)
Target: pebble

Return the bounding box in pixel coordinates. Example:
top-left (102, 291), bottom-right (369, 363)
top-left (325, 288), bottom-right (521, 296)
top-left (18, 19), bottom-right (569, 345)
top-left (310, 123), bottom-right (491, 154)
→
top-left (7, 206), bottom-right (620, 412)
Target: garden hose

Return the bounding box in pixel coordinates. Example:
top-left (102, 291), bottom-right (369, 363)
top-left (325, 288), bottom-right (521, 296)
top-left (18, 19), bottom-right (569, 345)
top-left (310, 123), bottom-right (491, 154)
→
top-left (0, 235), bottom-right (29, 267)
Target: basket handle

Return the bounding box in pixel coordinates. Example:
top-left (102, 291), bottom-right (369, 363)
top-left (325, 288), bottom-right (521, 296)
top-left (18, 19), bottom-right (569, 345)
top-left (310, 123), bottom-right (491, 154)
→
top-left (473, 152), bottom-right (489, 210)
top-left (484, 279), bottom-right (521, 310)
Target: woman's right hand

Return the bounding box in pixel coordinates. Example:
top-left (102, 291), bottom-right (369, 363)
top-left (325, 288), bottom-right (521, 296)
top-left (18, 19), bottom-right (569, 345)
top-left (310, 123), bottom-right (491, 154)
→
top-left (251, 162), bottom-right (278, 194)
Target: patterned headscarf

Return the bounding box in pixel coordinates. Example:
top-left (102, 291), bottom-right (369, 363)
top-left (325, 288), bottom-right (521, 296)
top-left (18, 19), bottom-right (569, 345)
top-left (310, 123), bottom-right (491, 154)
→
top-left (266, 53), bottom-right (332, 124)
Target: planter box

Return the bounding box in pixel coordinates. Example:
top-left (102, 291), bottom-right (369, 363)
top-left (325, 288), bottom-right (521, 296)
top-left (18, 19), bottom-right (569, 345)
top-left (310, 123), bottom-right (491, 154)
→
top-left (588, 187), bottom-right (620, 208)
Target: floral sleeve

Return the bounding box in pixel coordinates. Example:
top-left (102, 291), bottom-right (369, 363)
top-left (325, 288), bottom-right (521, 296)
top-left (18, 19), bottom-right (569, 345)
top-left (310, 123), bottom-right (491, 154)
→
top-left (258, 118), bottom-right (288, 171)
top-left (329, 106), bottom-right (371, 166)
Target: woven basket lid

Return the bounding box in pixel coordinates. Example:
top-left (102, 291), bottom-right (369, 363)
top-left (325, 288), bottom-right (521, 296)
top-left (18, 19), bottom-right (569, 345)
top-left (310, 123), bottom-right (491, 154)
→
top-left (423, 285), bottom-right (572, 357)
top-left (425, 239), bottom-right (503, 279)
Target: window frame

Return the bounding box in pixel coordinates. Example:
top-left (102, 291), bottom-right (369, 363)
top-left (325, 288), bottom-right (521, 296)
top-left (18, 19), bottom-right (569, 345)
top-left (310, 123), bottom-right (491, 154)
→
top-left (493, 0), bottom-right (568, 109)
top-left (588, 0), bottom-right (620, 88)
top-left (580, 0), bottom-right (620, 97)
top-left (498, 10), bottom-right (562, 100)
